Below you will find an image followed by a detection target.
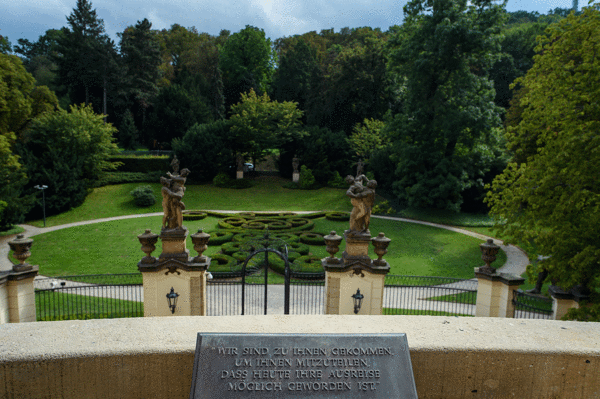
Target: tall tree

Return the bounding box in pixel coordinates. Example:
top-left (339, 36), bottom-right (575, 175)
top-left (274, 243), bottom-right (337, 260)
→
top-left (0, 54), bottom-right (58, 228)
top-left (386, 0), bottom-right (505, 212)
top-left (271, 38), bottom-right (320, 118)
top-left (229, 89), bottom-right (303, 162)
top-left (17, 104), bottom-right (118, 216)
top-left (219, 25), bottom-right (275, 111)
top-left (119, 18), bottom-right (162, 127)
top-left (486, 6), bottom-right (600, 303)
top-left (54, 0), bottom-right (117, 116)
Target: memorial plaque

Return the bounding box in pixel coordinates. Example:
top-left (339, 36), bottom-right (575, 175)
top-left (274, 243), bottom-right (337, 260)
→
top-left (189, 333), bottom-right (418, 398)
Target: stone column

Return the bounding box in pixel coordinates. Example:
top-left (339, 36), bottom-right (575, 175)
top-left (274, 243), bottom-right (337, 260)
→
top-left (6, 234), bottom-right (39, 323)
top-left (323, 231), bottom-right (390, 315)
top-left (549, 285), bottom-right (589, 320)
top-left (0, 272), bottom-right (9, 324)
top-left (138, 228), bottom-right (210, 317)
top-left (475, 271), bottom-right (524, 318)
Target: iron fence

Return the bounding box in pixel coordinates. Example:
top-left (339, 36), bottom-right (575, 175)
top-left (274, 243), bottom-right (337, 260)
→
top-left (512, 289), bottom-right (553, 319)
top-left (383, 275), bottom-right (477, 316)
top-left (34, 273), bottom-right (143, 321)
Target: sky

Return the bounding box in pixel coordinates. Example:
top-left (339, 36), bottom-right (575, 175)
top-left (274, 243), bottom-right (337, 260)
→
top-left (1, 0), bottom-right (575, 45)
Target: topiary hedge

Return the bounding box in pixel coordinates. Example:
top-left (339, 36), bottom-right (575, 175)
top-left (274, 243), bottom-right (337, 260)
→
top-left (299, 232), bottom-right (325, 245)
top-left (206, 230), bottom-right (235, 245)
top-left (325, 211), bottom-right (350, 222)
top-left (110, 155), bottom-right (170, 173)
top-left (182, 211), bottom-right (207, 221)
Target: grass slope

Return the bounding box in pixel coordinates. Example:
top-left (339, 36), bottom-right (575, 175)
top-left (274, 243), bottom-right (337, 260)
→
top-left (27, 178), bottom-right (352, 227)
top-left (26, 215), bottom-right (506, 279)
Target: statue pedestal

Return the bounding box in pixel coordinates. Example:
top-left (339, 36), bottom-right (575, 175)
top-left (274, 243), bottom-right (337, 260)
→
top-left (138, 226), bottom-right (210, 317)
top-left (323, 231), bottom-right (390, 315)
top-left (475, 269), bottom-right (524, 317)
top-left (236, 171), bottom-right (243, 179)
top-left (292, 172), bottom-right (299, 183)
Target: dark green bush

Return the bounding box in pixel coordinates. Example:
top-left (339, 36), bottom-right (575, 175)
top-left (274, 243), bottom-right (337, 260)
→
top-left (172, 120), bottom-right (234, 182)
top-left (110, 155), bottom-right (169, 173)
top-left (130, 185), bottom-right (156, 207)
top-left (299, 165), bottom-right (316, 189)
top-left (94, 171), bottom-right (163, 187)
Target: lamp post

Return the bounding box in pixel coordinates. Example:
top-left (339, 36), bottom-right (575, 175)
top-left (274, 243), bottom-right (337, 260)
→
top-left (34, 185), bottom-right (48, 227)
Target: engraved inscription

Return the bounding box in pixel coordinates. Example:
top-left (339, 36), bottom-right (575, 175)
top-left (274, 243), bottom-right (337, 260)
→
top-left (190, 334), bottom-right (418, 399)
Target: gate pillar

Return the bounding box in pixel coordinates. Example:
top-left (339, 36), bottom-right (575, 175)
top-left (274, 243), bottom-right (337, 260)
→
top-left (138, 228), bottom-right (210, 317)
top-left (475, 271), bottom-right (524, 317)
top-left (323, 231), bottom-right (390, 315)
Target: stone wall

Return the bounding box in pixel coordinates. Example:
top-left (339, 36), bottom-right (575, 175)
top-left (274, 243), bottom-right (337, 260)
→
top-left (1, 316), bottom-right (598, 398)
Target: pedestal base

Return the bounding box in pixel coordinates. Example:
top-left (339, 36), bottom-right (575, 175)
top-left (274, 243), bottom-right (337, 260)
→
top-left (324, 267), bottom-right (386, 315)
top-left (292, 173), bottom-right (299, 183)
top-left (236, 171), bottom-right (244, 179)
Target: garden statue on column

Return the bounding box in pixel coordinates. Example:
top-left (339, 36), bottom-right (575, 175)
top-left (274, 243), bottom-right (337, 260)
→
top-left (170, 155), bottom-right (180, 175)
top-left (163, 168), bottom-right (189, 231)
top-left (292, 157), bottom-right (299, 174)
top-left (345, 174), bottom-right (377, 237)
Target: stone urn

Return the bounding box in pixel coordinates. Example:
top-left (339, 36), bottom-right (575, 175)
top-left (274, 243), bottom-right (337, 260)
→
top-left (371, 232), bottom-right (391, 266)
top-left (138, 229), bottom-right (159, 264)
top-left (323, 231), bottom-right (343, 264)
top-left (191, 228), bottom-right (211, 263)
top-left (479, 238), bottom-right (500, 274)
top-left (8, 234), bottom-right (34, 271)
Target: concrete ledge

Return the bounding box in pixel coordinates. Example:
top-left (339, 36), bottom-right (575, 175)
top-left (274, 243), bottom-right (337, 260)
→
top-left (0, 316), bottom-right (599, 398)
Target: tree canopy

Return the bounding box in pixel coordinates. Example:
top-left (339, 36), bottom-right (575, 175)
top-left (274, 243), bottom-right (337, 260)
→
top-left (385, 0), bottom-right (505, 212)
top-left (486, 5), bottom-right (600, 295)
top-left (229, 89), bottom-right (303, 161)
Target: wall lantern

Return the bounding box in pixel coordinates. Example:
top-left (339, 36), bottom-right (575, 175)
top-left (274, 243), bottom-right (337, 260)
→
top-left (352, 289), bottom-right (364, 314)
top-left (166, 287), bottom-right (179, 314)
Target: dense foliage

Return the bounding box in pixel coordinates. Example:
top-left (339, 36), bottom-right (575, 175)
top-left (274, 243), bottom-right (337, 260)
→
top-left (17, 104), bottom-right (118, 216)
top-left (384, 0), bottom-right (506, 212)
top-left (0, 54), bottom-right (57, 228)
top-left (487, 6), bottom-right (600, 299)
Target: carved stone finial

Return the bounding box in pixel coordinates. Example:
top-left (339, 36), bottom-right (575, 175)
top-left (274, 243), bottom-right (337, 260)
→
top-left (479, 239), bottom-right (500, 274)
top-left (371, 232), bottom-right (391, 266)
top-left (138, 229), bottom-right (159, 263)
top-left (324, 231), bottom-right (343, 264)
top-left (191, 228), bottom-right (211, 263)
top-left (8, 234), bottom-right (34, 272)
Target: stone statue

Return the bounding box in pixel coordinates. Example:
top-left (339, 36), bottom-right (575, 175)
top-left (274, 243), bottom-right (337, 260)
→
top-left (345, 174), bottom-right (377, 235)
top-left (160, 176), bottom-right (173, 229)
top-left (356, 158), bottom-right (364, 177)
top-left (162, 168), bottom-right (190, 230)
top-left (171, 155), bottom-right (180, 174)
top-left (292, 157), bottom-right (300, 174)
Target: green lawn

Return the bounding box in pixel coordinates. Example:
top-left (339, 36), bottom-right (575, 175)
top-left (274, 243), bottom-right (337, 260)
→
top-left (26, 178), bottom-right (352, 227)
top-left (25, 214), bottom-right (507, 279)
top-left (383, 308), bottom-right (473, 316)
top-left (35, 290), bottom-right (143, 321)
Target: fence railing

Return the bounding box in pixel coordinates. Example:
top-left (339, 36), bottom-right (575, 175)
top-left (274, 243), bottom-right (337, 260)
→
top-left (512, 289), bottom-right (553, 319)
top-left (383, 275), bottom-right (477, 316)
top-left (34, 274), bottom-right (143, 321)
top-left (33, 273), bottom-right (553, 320)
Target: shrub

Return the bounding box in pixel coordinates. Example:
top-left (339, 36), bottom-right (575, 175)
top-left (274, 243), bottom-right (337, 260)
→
top-left (327, 171), bottom-right (347, 188)
top-left (172, 120), bottom-right (234, 182)
top-left (130, 185), bottom-right (156, 207)
top-left (109, 155), bottom-right (169, 173)
top-left (372, 200), bottom-right (396, 215)
top-left (299, 165), bottom-right (316, 189)
top-left (213, 172), bottom-right (232, 188)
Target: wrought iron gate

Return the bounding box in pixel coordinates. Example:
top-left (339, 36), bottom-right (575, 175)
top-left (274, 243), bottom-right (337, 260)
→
top-left (240, 233), bottom-right (291, 315)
